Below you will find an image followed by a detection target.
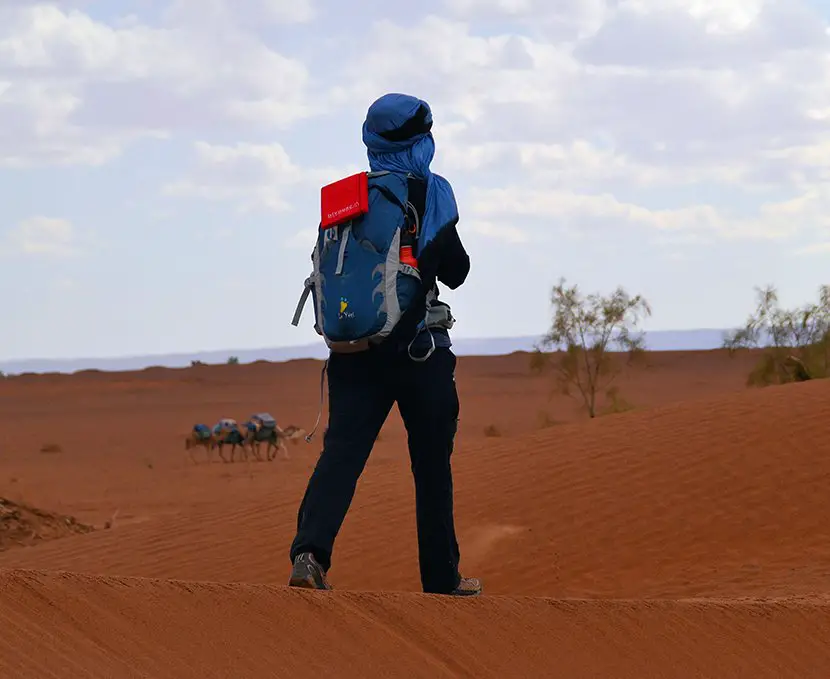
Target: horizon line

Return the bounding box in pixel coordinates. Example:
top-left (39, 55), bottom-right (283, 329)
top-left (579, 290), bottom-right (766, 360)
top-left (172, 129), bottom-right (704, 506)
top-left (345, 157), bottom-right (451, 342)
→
top-left (0, 327), bottom-right (739, 371)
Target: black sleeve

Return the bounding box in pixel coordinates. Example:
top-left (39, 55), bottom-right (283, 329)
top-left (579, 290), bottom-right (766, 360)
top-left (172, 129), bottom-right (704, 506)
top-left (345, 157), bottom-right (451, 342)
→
top-left (406, 175), bottom-right (470, 291)
top-left (435, 220), bottom-right (470, 290)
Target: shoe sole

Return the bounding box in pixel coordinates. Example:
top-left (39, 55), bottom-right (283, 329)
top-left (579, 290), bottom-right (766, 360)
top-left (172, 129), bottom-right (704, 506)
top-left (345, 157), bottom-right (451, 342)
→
top-left (288, 570), bottom-right (331, 590)
top-left (288, 574), bottom-right (315, 589)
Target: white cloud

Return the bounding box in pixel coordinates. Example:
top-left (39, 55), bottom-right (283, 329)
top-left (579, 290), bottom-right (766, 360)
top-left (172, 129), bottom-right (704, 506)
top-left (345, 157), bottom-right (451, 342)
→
top-left (794, 242), bottom-right (830, 256)
top-left (0, 78), bottom-right (168, 167)
top-left (442, 0), bottom-right (610, 39)
top-left (324, 4), bottom-right (830, 249)
top-left (620, 0), bottom-right (765, 34)
top-left (256, 0), bottom-right (316, 23)
top-left (444, 0), bottom-right (535, 14)
top-left (285, 228), bottom-right (317, 251)
top-left (1, 217), bottom-right (82, 257)
top-left (466, 185), bottom-right (830, 242)
top-left (329, 16), bottom-right (575, 121)
top-left (163, 0), bottom-right (316, 26)
top-left (465, 220), bottom-right (529, 244)
top-left (164, 141), bottom-right (358, 213)
top-left (0, 4), bottom-right (316, 166)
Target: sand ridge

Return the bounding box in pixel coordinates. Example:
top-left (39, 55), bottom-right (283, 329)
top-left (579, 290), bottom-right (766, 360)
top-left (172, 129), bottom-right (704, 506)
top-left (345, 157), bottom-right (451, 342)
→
top-left (2, 569), bottom-right (830, 679)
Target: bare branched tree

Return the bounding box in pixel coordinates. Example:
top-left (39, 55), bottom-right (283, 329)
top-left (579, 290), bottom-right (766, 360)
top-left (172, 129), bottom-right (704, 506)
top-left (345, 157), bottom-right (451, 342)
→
top-left (531, 277), bottom-right (652, 418)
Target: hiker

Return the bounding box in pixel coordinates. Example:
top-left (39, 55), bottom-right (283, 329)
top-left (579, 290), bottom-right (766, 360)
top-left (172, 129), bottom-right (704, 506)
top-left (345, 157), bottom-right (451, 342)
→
top-left (287, 92), bottom-right (481, 596)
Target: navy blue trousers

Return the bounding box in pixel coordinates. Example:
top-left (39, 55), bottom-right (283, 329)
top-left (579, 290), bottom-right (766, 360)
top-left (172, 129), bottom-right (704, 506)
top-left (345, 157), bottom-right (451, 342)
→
top-left (289, 345), bottom-right (461, 593)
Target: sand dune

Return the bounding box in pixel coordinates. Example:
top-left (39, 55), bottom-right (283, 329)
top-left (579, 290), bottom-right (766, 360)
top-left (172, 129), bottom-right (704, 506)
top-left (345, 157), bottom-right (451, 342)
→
top-left (1, 367), bottom-right (827, 600)
top-left (2, 569), bottom-right (829, 679)
top-left (0, 350), bottom-right (828, 676)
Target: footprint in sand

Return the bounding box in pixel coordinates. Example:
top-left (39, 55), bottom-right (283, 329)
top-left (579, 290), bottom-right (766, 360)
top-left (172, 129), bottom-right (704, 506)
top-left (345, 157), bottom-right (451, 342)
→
top-left (462, 524), bottom-right (526, 563)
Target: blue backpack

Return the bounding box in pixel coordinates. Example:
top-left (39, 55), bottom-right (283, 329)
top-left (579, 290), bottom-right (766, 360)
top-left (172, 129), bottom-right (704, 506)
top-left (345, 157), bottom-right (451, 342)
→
top-left (291, 170), bottom-right (424, 353)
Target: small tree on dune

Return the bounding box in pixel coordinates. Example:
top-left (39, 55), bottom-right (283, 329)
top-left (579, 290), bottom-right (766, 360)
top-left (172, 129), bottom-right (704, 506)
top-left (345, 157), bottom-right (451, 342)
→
top-left (227, 356), bottom-right (239, 365)
top-left (723, 284), bottom-right (830, 386)
top-left (531, 277), bottom-right (652, 418)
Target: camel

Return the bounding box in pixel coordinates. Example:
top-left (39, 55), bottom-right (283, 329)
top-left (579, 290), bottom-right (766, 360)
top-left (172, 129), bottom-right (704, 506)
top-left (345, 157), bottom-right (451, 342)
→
top-left (242, 414), bottom-right (304, 461)
top-left (215, 429), bottom-right (246, 462)
top-left (184, 424), bottom-right (218, 463)
top-left (212, 418), bottom-right (246, 463)
top-left (265, 424), bottom-right (307, 460)
top-left (243, 419), bottom-right (286, 461)
top-left (282, 424), bottom-right (308, 444)
top-left (237, 424), bottom-right (265, 463)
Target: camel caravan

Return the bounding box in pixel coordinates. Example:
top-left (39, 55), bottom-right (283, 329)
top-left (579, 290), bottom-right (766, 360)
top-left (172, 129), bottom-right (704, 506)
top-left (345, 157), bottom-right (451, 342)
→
top-left (184, 413), bottom-right (307, 464)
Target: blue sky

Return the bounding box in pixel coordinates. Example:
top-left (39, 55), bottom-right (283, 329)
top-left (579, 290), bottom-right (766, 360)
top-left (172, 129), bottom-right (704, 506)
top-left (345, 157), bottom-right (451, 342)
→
top-left (1, 0), bottom-right (830, 360)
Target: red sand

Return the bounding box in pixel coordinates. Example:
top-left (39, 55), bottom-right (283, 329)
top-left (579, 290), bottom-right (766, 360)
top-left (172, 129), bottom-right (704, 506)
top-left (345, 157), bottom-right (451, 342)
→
top-left (1, 349), bottom-right (829, 677)
top-left (2, 570), bottom-right (830, 679)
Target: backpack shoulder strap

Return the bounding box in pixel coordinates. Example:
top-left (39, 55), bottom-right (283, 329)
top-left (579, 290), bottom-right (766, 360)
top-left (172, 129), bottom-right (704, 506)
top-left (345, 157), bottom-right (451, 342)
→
top-left (367, 171), bottom-right (408, 213)
top-left (405, 174), bottom-right (427, 215)
top-left (404, 174), bottom-right (426, 237)
top-left (373, 183), bottom-right (407, 212)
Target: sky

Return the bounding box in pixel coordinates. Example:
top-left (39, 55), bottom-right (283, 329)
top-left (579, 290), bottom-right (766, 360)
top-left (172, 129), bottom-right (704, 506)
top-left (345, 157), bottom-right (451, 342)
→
top-left (1, 0), bottom-right (830, 361)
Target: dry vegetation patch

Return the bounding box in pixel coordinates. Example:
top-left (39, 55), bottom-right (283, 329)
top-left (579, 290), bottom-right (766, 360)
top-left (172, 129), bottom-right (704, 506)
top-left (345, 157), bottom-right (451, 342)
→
top-left (0, 498), bottom-right (95, 551)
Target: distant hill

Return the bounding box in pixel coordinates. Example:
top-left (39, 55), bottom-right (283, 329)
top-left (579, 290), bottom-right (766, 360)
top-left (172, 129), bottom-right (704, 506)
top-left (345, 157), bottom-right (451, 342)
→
top-left (0, 329), bottom-right (735, 375)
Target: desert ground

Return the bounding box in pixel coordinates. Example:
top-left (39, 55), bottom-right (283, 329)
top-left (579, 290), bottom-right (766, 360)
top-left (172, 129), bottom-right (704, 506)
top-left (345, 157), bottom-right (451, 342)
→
top-left (1, 348), bottom-right (829, 677)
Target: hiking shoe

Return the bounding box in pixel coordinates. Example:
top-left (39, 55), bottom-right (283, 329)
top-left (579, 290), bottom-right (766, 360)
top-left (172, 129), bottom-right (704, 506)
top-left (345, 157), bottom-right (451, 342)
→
top-left (449, 576), bottom-right (482, 597)
top-left (288, 552), bottom-right (332, 590)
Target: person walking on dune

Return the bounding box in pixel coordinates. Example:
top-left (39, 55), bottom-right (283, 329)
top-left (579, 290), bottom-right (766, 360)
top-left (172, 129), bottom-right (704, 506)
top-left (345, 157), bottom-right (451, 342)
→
top-left (287, 92), bottom-right (481, 596)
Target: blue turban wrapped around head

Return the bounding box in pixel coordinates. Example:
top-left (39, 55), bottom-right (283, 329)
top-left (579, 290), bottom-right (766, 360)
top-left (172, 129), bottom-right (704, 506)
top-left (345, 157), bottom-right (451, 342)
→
top-left (362, 93), bottom-right (459, 253)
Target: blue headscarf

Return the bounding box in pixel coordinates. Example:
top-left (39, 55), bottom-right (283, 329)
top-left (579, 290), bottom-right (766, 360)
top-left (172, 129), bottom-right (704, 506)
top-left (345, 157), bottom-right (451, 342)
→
top-left (362, 93), bottom-right (459, 252)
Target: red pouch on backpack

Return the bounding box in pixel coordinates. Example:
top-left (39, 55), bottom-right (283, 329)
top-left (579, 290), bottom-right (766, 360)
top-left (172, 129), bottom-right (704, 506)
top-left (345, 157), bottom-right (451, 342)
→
top-left (320, 172), bottom-right (369, 229)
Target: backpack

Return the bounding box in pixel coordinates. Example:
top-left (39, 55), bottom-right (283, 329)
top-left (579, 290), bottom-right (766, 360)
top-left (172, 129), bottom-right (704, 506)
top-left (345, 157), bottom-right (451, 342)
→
top-left (214, 418), bottom-right (237, 431)
top-left (193, 423), bottom-right (211, 440)
top-left (250, 412), bottom-right (276, 430)
top-left (291, 170), bottom-right (424, 353)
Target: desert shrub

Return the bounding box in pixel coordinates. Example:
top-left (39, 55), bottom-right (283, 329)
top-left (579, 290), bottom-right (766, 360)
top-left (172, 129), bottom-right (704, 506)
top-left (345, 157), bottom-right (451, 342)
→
top-left (532, 277), bottom-right (651, 418)
top-left (723, 284), bottom-right (830, 386)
